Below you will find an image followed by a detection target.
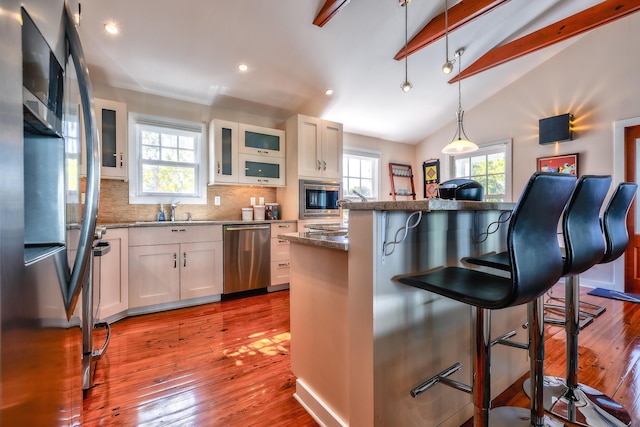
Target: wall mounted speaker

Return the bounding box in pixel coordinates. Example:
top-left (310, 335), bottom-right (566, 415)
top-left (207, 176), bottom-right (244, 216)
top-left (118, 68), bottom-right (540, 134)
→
top-left (539, 113), bottom-right (573, 145)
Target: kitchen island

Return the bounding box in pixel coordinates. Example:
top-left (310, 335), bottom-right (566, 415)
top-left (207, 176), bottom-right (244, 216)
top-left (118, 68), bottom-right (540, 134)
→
top-left (282, 200), bottom-right (531, 427)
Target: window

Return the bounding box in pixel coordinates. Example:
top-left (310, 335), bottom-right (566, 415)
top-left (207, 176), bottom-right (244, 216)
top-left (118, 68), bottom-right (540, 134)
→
top-left (64, 104), bottom-right (81, 203)
top-left (342, 148), bottom-right (380, 201)
top-left (128, 113), bottom-right (207, 204)
top-left (449, 140), bottom-right (512, 202)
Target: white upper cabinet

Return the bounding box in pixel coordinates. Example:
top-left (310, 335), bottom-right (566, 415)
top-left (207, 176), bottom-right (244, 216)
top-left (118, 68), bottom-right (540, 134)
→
top-left (209, 119), bottom-right (286, 186)
top-left (319, 119), bottom-right (342, 179)
top-left (209, 119), bottom-right (239, 185)
top-left (82, 98), bottom-right (128, 180)
top-left (239, 123), bottom-right (285, 158)
top-left (291, 115), bottom-right (343, 180)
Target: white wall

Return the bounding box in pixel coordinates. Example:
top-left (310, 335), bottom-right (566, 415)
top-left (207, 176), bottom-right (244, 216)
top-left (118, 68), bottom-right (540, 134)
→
top-left (344, 132), bottom-right (416, 201)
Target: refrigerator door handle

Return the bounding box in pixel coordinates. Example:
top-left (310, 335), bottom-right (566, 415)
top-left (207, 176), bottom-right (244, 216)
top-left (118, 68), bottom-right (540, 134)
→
top-left (63, 3), bottom-right (101, 320)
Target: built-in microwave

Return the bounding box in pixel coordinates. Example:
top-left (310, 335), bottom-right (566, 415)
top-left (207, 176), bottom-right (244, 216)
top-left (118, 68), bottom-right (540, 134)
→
top-left (299, 179), bottom-right (342, 219)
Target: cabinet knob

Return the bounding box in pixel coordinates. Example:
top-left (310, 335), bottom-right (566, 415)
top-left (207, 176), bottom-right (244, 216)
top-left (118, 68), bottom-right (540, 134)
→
top-left (183, 252), bottom-right (187, 267)
top-left (173, 253), bottom-right (177, 268)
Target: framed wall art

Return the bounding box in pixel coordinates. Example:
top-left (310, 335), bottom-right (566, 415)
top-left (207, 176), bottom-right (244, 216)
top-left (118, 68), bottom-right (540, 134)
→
top-left (423, 159), bottom-right (440, 198)
top-left (536, 153), bottom-right (578, 176)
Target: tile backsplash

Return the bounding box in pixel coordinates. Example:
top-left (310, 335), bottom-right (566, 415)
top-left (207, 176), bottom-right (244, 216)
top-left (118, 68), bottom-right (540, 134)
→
top-left (93, 179), bottom-right (277, 224)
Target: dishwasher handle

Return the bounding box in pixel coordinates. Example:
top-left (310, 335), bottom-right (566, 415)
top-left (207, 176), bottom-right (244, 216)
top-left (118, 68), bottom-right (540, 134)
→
top-left (225, 226), bottom-right (271, 232)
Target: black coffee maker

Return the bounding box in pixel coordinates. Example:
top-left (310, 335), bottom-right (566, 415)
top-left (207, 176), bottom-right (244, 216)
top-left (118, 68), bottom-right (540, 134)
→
top-left (438, 179), bottom-right (484, 201)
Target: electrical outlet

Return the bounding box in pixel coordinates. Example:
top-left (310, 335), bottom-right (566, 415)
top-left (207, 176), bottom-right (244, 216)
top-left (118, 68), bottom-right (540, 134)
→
top-left (214, 196), bottom-right (221, 206)
top-left (258, 196), bottom-right (264, 205)
top-left (250, 197), bottom-right (256, 206)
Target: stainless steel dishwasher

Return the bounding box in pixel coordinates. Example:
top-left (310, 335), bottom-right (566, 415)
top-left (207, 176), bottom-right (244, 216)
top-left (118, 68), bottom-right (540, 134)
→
top-left (223, 224), bottom-right (271, 294)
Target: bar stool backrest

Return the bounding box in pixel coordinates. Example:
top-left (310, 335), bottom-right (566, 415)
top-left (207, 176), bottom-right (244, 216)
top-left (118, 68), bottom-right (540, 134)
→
top-left (507, 172), bottom-right (576, 307)
top-left (600, 182), bottom-right (638, 264)
top-left (563, 175), bottom-right (612, 276)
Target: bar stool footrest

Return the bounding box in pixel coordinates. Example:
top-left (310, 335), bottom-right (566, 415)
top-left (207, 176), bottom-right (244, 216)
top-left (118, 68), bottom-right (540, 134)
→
top-left (410, 362), bottom-right (470, 398)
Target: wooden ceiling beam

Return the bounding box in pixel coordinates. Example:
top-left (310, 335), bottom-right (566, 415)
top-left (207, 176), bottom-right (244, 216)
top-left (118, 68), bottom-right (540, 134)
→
top-left (394, 0), bottom-right (511, 61)
top-left (313, 0), bottom-right (351, 27)
top-left (450, 0), bottom-right (640, 83)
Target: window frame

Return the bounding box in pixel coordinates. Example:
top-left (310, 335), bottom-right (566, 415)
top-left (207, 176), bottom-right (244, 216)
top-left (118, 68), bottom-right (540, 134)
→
top-left (446, 139), bottom-right (512, 202)
top-left (342, 147), bottom-right (381, 201)
top-left (128, 112), bottom-right (207, 205)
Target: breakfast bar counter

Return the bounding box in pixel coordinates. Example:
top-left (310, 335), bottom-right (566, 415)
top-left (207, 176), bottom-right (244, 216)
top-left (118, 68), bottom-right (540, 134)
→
top-left (283, 200), bottom-right (532, 427)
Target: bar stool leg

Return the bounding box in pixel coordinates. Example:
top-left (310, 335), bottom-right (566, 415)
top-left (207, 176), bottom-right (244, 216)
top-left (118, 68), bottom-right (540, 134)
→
top-left (524, 276), bottom-right (632, 426)
top-left (491, 296), bottom-right (564, 427)
top-left (472, 307), bottom-right (491, 426)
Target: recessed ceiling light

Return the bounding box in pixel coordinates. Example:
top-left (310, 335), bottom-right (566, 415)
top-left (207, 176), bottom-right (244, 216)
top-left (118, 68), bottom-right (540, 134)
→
top-left (325, 89), bottom-right (333, 96)
top-left (238, 64), bottom-right (248, 72)
top-left (104, 21), bottom-right (119, 35)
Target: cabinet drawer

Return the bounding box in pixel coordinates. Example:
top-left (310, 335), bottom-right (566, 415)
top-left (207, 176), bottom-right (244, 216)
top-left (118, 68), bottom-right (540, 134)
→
top-left (270, 222), bottom-right (296, 235)
top-left (271, 260), bottom-right (291, 286)
top-left (129, 225), bottom-right (222, 246)
top-left (271, 238), bottom-right (290, 261)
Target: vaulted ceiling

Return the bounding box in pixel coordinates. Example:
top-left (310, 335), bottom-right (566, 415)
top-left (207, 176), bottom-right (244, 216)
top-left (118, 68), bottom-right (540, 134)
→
top-left (77, 0), bottom-right (639, 144)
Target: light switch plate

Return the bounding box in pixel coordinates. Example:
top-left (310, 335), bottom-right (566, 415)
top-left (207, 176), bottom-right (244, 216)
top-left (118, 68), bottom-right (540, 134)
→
top-left (214, 196), bottom-right (221, 206)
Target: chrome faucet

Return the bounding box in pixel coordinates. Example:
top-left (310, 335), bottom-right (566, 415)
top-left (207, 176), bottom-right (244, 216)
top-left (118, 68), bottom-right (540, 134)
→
top-left (351, 190), bottom-right (368, 202)
top-left (170, 202), bottom-right (180, 221)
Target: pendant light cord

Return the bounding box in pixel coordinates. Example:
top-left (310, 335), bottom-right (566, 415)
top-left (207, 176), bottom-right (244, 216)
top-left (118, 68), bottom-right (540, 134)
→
top-left (444, 0), bottom-right (449, 64)
top-left (457, 53), bottom-right (462, 113)
top-left (404, 1), bottom-right (409, 82)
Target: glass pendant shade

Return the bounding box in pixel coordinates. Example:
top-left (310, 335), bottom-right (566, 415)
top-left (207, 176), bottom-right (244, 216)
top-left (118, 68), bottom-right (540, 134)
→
top-left (443, 111), bottom-right (478, 154)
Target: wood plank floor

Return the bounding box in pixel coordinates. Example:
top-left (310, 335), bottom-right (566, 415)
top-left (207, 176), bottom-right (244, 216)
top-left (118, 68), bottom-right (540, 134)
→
top-left (84, 286), bottom-right (640, 426)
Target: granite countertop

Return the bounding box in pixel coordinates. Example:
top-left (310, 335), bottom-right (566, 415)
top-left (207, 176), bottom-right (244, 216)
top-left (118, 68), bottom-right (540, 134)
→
top-left (304, 222), bottom-right (348, 231)
top-left (279, 231), bottom-right (348, 252)
top-left (344, 198), bottom-right (515, 211)
top-left (98, 219), bottom-right (297, 229)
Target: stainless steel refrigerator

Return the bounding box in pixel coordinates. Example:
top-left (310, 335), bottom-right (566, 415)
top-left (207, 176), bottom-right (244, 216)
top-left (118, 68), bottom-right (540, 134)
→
top-left (1, 0), bottom-right (101, 424)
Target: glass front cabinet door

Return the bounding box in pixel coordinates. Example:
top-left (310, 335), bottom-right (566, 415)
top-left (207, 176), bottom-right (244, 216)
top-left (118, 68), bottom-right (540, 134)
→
top-left (209, 119), bottom-right (239, 184)
top-left (82, 98), bottom-right (127, 180)
top-left (239, 123), bottom-right (285, 158)
top-left (238, 154), bottom-right (285, 186)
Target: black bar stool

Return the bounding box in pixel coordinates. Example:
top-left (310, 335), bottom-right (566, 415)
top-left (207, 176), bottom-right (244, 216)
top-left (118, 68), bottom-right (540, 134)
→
top-left (532, 182), bottom-right (637, 426)
top-left (397, 172), bottom-right (576, 426)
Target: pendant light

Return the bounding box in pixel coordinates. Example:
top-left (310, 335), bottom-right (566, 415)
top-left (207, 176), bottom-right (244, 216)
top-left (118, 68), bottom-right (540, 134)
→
top-left (400, 0), bottom-right (412, 93)
top-left (442, 48), bottom-right (479, 154)
top-left (441, 0), bottom-right (454, 74)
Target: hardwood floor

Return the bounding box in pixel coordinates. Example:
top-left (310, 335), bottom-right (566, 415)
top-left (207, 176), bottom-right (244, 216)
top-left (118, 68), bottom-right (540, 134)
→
top-left (84, 286), bottom-right (640, 426)
top-left (83, 291), bottom-right (317, 426)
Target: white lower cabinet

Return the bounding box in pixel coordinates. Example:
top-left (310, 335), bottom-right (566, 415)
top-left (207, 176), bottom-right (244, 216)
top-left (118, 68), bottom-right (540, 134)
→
top-left (180, 241), bottom-right (223, 299)
top-left (96, 228), bottom-right (129, 319)
top-left (128, 225), bottom-right (223, 309)
top-left (270, 222), bottom-right (296, 287)
top-left (128, 244), bottom-right (181, 308)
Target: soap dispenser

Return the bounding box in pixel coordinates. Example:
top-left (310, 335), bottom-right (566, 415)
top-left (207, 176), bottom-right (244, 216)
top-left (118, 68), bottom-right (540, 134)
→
top-left (157, 204), bottom-right (166, 221)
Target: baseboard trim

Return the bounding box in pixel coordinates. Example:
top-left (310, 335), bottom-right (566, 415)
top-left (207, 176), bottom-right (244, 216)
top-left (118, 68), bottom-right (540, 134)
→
top-left (293, 378), bottom-right (347, 427)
